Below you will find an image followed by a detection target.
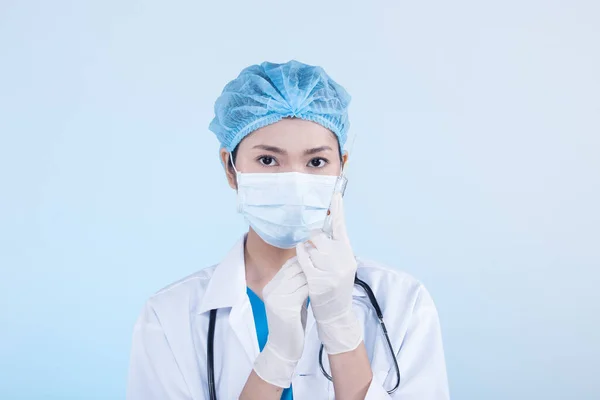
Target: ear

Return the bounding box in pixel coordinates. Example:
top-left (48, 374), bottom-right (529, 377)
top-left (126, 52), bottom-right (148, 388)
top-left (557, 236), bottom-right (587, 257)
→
top-left (342, 151), bottom-right (349, 169)
top-left (219, 148), bottom-right (238, 190)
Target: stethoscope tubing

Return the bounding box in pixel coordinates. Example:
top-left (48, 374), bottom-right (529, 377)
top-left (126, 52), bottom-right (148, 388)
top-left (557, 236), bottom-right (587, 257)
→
top-left (206, 275), bottom-right (400, 400)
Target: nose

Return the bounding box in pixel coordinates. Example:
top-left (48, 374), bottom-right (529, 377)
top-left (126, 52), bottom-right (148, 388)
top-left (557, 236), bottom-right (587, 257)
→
top-left (280, 161), bottom-right (307, 174)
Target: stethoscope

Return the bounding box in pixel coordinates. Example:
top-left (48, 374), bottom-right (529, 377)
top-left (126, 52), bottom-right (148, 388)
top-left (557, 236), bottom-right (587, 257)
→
top-left (206, 274), bottom-right (401, 400)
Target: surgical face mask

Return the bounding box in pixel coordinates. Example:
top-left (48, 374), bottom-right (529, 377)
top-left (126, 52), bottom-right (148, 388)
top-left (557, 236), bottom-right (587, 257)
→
top-left (233, 166), bottom-right (339, 249)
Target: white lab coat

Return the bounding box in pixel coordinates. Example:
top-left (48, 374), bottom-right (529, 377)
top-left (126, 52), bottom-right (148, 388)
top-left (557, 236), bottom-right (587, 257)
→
top-left (127, 236), bottom-right (450, 399)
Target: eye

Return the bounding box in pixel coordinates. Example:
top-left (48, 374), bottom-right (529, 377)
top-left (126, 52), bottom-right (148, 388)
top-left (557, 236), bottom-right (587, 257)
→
top-left (258, 155), bottom-right (278, 166)
top-left (308, 157), bottom-right (328, 168)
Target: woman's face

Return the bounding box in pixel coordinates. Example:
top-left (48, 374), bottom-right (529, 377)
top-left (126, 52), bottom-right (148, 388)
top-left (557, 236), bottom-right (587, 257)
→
top-left (221, 118), bottom-right (346, 189)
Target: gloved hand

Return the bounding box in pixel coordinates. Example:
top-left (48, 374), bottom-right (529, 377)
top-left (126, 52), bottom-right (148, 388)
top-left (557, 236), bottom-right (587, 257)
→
top-left (295, 192), bottom-right (363, 355)
top-left (253, 257), bottom-right (309, 388)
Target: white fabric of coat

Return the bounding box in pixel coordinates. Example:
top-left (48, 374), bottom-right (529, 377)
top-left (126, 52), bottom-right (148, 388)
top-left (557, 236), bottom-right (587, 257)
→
top-left (127, 236), bottom-right (450, 399)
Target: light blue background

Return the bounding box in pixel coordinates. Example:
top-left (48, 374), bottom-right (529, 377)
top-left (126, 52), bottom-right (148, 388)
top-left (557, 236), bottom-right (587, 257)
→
top-left (1, 1), bottom-right (598, 399)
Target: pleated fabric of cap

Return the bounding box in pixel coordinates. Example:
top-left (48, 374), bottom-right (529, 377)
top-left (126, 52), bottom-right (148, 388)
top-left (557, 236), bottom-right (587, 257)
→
top-left (209, 60), bottom-right (351, 152)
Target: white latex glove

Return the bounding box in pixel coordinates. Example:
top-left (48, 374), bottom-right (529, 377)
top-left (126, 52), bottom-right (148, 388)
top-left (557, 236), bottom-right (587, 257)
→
top-left (253, 257), bottom-right (309, 388)
top-left (295, 192), bottom-right (363, 355)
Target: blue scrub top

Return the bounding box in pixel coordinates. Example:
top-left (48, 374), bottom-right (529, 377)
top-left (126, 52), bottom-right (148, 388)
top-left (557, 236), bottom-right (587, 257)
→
top-left (246, 287), bottom-right (293, 400)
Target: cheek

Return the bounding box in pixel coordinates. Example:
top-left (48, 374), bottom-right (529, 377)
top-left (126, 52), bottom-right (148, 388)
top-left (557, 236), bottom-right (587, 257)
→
top-left (311, 162), bottom-right (342, 176)
top-left (329, 159), bottom-right (344, 175)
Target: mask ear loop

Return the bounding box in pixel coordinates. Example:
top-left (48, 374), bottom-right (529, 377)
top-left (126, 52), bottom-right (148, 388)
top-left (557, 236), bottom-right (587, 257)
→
top-left (228, 151), bottom-right (240, 174)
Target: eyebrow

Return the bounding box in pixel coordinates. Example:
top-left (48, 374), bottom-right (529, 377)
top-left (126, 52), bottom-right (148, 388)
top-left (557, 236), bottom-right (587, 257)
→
top-left (304, 146), bottom-right (333, 155)
top-left (252, 145), bottom-right (287, 154)
top-left (252, 145), bottom-right (333, 155)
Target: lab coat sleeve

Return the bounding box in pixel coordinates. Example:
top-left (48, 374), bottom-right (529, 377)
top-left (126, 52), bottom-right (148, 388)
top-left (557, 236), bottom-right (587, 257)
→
top-left (126, 301), bottom-right (193, 400)
top-left (365, 285), bottom-right (450, 399)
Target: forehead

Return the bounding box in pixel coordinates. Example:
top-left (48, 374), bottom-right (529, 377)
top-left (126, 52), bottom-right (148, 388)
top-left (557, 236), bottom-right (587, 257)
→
top-left (239, 118), bottom-right (339, 150)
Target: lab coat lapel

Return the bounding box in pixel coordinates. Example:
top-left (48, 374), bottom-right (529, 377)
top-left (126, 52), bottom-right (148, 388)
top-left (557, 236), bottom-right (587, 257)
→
top-left (224, 296), bottom-right (259, 398)
top-left (222, 236), bottom-right (259, 365)
top-left (228, 296), bottom-right (259, 365)
top-left (197, 235), bottom-right (260, 396)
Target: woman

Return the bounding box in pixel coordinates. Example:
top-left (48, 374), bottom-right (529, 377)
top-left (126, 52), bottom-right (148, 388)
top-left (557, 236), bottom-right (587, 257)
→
top-left (127, 60), bottom-right (450, 399)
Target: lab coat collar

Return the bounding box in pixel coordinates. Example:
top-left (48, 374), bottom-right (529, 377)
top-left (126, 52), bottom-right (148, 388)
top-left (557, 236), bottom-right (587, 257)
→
top-left (197, 235), bottom-right (248, 315)
top-left (197, 234), bottom-right (261, 367)
top-left (198, 235), bottom-right (368, 315)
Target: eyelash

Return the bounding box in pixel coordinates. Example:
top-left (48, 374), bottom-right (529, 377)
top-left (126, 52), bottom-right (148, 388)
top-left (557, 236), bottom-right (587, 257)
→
top-left (257, 155), bottom-right (278, 166)
top-left (256, 155), bottom-right (329, 168)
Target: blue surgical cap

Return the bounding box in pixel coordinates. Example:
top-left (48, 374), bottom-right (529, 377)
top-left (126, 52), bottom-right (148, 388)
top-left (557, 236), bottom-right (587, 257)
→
top-left (209, 60), bottom-right (351, 152)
